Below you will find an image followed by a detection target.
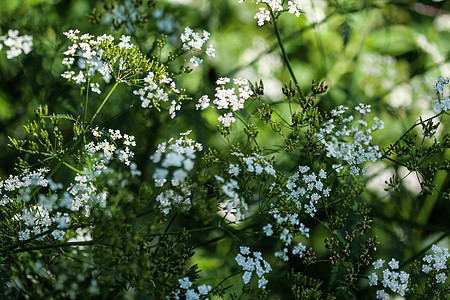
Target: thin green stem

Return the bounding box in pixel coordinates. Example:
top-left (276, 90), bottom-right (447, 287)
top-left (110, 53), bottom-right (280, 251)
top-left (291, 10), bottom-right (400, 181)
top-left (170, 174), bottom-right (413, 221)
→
top-left (209, 270), bottom-right (244, 296)
top-left (146, 225), bottom-right (220, 237)
top-left (231, 110), bottom-right (261, 150)
top-left (84, 77), bottom-right (90, 123)
top-left (383, 111), bottom-right (445, 156)
top-left (12, 241), bottom-right (97, 253)
top-left (271, 11), bottom-right (305, 102)
top-left (89, 81), bottom-right (120, 125)
top-left (62, 161), bottom-right (84, 174)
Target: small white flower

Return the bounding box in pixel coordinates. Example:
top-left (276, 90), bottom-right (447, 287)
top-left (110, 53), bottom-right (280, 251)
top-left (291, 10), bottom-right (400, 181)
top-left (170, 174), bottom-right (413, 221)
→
top-left (206, 44), bottom-right (215, 57)
top-left (190, 56), bottom-right (203, 67)
top-left (178, 277), bottom-right (192, 289)
top-left (218, 112), bottom-right (236, 127)
top-left (254, 7), bottom-right (271, 26)
top-left (195, 95), bottom-right (210, 110)
top-left (263, 224), bottom-right (273, 236)
top-left (436, 273), bottom-right (447, 284)
top-left (368, 273), bottom-right (378, 286)
top-left (388, 258), bottom-right (399, 270)
top-left (373, 259), bottom-right (385, 269)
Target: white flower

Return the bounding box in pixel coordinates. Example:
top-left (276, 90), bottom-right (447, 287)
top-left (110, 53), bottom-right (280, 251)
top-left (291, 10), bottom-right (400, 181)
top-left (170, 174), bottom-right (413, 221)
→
top-left (195, 95), bottom-right (210, 110)
top-left (236, 247), bottom-right (272, 288)
top-left (288, 1), bottom-right (302, 17)
top-left (388, 258), bottom-right (399, 270)
top-left (206, 44), bottom-right (215, 57)
top-left (190, 56), bottom-right (203, 67)
top-left (254, 7), bottom-right (271, 26)
top-left (218, 112), bottom-right (236, 127)
top-left (90, 82), bottom-right (101, 94)
top-left (216, 77), bottom-right (230, 85)
top-left (376, 289), bottom-right (389, 300)
top-left (258, 277), bottom-right (268, 288)
top-left (0, 29), bottom-right (33, 59)
top-left (197, 284), bottom-right (211, 295)
top-left (171, 169), bottom-right (188, 186)
top-left (228, 163), bottom-right (240, 176)
top-left (242, 271), bottom-right (252, 284)
top-left (436, 273), bottom-right (447, 284)
top-left (369, 273), bottom-right (378, 286)
top-left (262, 224), bottom-right (273, 236)
top-left (373, 259), bottom-right (385, 269)
top-left (179, 277), bottom-right (192, 289)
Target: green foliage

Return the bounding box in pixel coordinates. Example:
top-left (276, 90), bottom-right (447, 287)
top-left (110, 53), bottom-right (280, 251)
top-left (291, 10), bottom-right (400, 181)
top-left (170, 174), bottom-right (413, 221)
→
top-left (0, 0), bottom-right (449, 299)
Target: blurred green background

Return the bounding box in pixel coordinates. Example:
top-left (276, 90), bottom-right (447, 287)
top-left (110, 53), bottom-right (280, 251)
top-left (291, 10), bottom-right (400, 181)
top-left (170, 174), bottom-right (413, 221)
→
top-left (0, 0), bottom-right (449, 298)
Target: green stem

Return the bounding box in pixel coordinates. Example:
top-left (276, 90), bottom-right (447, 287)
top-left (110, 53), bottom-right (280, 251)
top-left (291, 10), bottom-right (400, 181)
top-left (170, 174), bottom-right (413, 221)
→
top-left (2, 232), bottom-right (51, 253)
top-left (62, 161), bottom-right (84, 174)
top-left (231, 110), bottom-right (261, 150)
top-left (12, 241), bottom-right (96, 253)
top-left (28, 134), bottom-right (86, 200)
top-left (146, 225), bottom-right (220, 237)
top-left (271, 12), bottom-right (305, 102)
top-left (89, 81), bottom-right (120, 125)
top-left (84, 77), bottom-right (90, 123)
top-left (383, 111), bottom-right (444, 156)
top-left (209, 270), bottom-right (244, 296)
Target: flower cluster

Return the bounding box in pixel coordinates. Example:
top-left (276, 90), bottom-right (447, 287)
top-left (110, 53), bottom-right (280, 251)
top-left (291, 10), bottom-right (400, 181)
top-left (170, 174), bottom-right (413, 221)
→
top-left (0, 29), bottom-right (33, 59)
top-left (368, 258), bottom-right (410, 298)
top-left (231, 151), bottom-right (276, 177)
top-left (61, 29), bottom-right (162, 88)
top-left (67, 173), bottom-right (107, 217)
top-left (0, 168), bottom-right (70, 241)
top-left (316, 104), bottom-right (384, 176)
top-left (180, 26), bottom-right (215, 67)
top-left (215, 152), bottom-right (276, 223)
top-left (432, 76), bottom-right (449, 113)
top-left (235, 246), bottom-right (272, 289)
top-left (150, 131), bottom-right (202, 214)
top-left (132, 71), bottom-right (183, 118)
top-left (63, 29), bottom-right (184, 118)
top-left (265, 166), bottom-right (329, 261)
top-left (197, 77), bottom-right (254, 127)
top-left (422, 244), bottom-right (449, 284)
top-left (281, 165), bottom-right (330, 217)
top-left (215, 175), bottom-right (248, 223)
top-left (169, 277), bottom-right (212, 300)
top-left (61, 30), bottom-right (115, 93)
top-left (1, 136), bottom-right (139, 243)
top-left (70, 128), bottom-right (140, 217)
top-left (87, 127), bottom-right (137, 169)
top-left (238, 0), bottom-right (303, 26)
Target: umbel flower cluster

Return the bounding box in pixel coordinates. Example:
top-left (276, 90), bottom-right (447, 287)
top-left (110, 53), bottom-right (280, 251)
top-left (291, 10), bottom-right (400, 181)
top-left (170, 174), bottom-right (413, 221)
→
top-left (60, 28), bottom-right (200, 118)
top-left (1, 125), bottom-right (139, 243)
top-left (0, 0), bottom-right (449, 299)
top-left (197, 77), bottom-right (254, 127)
top-left (239, 0), bottom-right (303, 26)
top-left (169, 277), bottom-right (212, 300)
top-left (180, 26), bottom-right (215, 67)
top-left (0, 29), bottom-right (33, 59)
top-left (316, 103), bottom-right (384, 176)
top-left (235, 246), bottom-right (272, 289)
top-left (150, 131), bottom-right (202, 215)
top-left (433, 76), bottom-right (450, 113)
top-left (266, 166), bottom-right (330, 261)
top-left (369, 245), bottom-right (449, 299)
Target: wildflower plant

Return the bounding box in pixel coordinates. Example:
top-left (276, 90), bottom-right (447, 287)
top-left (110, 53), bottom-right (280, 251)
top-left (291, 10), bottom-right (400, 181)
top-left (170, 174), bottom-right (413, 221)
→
top-left (0, 0), bottom-right (449, 299)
